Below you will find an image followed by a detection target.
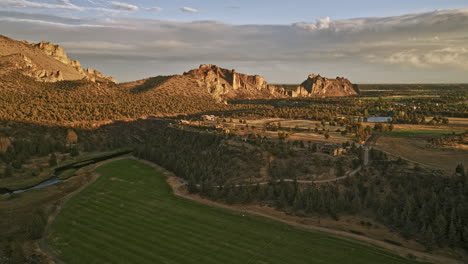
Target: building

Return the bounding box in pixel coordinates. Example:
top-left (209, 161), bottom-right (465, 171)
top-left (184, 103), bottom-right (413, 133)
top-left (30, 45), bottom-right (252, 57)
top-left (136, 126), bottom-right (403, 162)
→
top-left (201, 115), bottom-right (216, 121)
top-left (320, 144), bottom-right (346, 156)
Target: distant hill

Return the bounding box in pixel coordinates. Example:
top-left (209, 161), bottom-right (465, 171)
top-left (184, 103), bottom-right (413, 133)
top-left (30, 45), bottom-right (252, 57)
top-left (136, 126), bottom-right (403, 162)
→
top-left (292, 74), bottom-right (360, 97)
top-left (0, 35), bottom-right (115, 83)
top-left (123, 64), bottom-right (360, 103)
top-left (0, 35), bottom-right (359, 126)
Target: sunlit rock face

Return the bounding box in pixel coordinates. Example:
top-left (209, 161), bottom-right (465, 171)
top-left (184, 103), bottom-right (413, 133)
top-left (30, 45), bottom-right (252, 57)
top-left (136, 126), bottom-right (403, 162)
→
top-left (0, 35), bottom-right (115, 83)
top-left (291, 74), bottom-right (360, 97)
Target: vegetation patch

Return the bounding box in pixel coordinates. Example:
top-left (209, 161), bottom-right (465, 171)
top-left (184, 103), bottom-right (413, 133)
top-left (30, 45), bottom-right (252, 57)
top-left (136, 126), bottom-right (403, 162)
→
top-left (57, 169), bottom-right (76, 180)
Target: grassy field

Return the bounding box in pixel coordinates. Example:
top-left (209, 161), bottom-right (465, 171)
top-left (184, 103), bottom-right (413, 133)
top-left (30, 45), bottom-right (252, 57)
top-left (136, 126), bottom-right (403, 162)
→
top-left (48, 159), bottom-right (425, 264)
top-left (378, 129), bottom-right (464, 136)
top-left (374, 135), bottom-right (467, 173)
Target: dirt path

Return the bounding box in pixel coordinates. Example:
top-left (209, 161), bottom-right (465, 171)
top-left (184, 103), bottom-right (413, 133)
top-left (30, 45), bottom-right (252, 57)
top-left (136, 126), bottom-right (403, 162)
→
top-left (208, 166), bottom-right (361, 188)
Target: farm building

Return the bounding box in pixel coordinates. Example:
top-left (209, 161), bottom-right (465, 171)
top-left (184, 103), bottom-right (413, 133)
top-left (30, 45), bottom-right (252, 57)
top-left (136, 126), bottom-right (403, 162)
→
top-left (202, 115), bottom-right (216, 121)
top-left (320, 144), bottom-right (346, 156)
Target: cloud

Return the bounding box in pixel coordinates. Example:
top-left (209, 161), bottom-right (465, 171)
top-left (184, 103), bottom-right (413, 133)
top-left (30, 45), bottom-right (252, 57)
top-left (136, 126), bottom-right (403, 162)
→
top-left (1, 8), bottom-right (468, 83)
top-left (60, 41), bottom-right (135, 51)
top-left (180, 7), bottom-right (198, 13)
top-left (0, 0), bottom-right (81, 10)
top-left (110, 1), bottom-right (138, 11)
top-left (143, 40), bottom-right (190, 48)
top-left (384, 47), bottom-right (468, 69)
top-left (293, 17), bottom-right (331, 31)
top-left (146, 7), bottom-right (162, 12)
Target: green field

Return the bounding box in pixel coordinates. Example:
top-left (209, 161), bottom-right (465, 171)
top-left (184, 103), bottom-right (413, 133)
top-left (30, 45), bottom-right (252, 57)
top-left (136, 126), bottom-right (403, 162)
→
top-left (48, 159), bottom-right (424, 264)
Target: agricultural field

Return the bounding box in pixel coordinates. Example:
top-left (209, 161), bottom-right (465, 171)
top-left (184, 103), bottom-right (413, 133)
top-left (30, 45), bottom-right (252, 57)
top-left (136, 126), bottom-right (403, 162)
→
top-left (367, 120), bottom-right (468, 173)
top-left (48, 159), bottom-right (425, 264)
top-left (190, 118), bottom-right (353, 144)
top-left (373, 135), bottom-right (467, 173)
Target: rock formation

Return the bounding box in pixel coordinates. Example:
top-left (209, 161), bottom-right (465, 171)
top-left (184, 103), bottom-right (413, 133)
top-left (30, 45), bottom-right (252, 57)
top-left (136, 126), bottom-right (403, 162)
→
top-left (184, 64), bottom-right (287, 101)
top-left (181, 65), bottom-right (359, 101)
top-left (291, 74), bottom-right (359, 97)
top-left (0, 35), bottom-right (115, 83)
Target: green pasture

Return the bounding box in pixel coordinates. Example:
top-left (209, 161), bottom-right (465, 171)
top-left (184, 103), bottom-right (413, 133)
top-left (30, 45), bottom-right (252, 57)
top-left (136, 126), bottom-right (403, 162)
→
top-left (48, 159), bottom-right (425, 264)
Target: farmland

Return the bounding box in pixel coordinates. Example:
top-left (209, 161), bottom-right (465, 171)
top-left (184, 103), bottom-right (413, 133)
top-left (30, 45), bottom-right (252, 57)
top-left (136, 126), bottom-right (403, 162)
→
top-left (47, 159), bottom-right (425, 264)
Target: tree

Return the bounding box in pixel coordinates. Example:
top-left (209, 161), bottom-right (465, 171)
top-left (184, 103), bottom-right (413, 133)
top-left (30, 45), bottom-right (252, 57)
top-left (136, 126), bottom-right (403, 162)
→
top-left (336, 160), bottom-right (345, 177)
top-left (49, 152), bottom-right (57, 167)
top-left (66, 129), bottom-right (78, 146)
top-left (3, 165), bottom-right (13, 178)
top-left (434, 214), bottom-right (447, 245)
top-left (448, 220), bottom-right (459, 247)
top-left (456, 163), bottom-right (465, 176)
top-left (423, 226), bottom-right (436, 250)
top-left (70, 147), bottom-right (79, 157)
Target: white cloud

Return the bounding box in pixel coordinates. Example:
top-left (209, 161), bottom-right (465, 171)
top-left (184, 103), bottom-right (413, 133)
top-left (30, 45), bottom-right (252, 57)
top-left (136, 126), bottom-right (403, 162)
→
top-left (143, 40), bottom-right (190, 48)
top-left (385, 47), bottom-right (468, 69)
top-left (180, 7), bottom-right (198, 13)
top-left (0, 0), bottom-right (81, 10)
top-left (146, 7), bottom-right (162, 12)
top-left (293, 17), bottom-right (331, 31)
top-left (60, 41), bottom-right (135, 50)
top-left (110, 1), bottom-right (138, 11)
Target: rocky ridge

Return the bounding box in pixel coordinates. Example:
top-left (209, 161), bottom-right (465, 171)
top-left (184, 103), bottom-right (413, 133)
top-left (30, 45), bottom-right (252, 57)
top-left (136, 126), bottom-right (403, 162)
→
top-left (0, 35), bottom-right (115, 83)
top-left (292, 74), bottom-right (360, 97)
top-left (182, 64), bottom-right (359, 101)
top-left (184, 64), bottom-right (288, 102)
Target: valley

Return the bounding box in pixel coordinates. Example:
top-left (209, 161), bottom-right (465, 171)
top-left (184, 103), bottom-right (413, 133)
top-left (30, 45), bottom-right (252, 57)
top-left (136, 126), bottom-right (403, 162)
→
top-left (0, 34), bottom-right (466, 264)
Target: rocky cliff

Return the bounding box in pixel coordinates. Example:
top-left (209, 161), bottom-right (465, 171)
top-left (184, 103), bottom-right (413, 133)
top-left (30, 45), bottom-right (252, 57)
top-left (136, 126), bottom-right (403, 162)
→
top-left (291, 74), bottom-right (359, 97)
top-left (184, 64), bottom-right (288, 101)
top-left (0, 35), bottom-right (115, 83)
top-left (182, 65), bottom-right (359, 101)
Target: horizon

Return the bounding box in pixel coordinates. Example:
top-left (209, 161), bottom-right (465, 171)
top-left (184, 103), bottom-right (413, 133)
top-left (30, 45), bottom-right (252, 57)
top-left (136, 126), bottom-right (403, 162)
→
top-left (1, 1), bottom-right (468, 83)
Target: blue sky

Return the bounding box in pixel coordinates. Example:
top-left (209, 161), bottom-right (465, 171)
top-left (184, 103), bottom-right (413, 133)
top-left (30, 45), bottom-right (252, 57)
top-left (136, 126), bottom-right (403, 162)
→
top-left (1, 0), bottom-right (468, 83)
top-left (3, 0), bottom-right (468, 23)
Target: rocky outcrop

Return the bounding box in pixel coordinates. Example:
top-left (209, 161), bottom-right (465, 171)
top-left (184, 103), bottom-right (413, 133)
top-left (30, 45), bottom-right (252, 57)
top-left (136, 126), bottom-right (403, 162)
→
top-left (0, 53), bottom-right (64, 82)
top-left (184, 64), bottom-right (287, 101)
top-left (182, 65), bottom-right (358, 101)
top-left (0, 35), bottom-right (115, 83)
top-left (291, 74), bottom-right (359, 97)
top-left (31, 41), bottom-right (116, 83)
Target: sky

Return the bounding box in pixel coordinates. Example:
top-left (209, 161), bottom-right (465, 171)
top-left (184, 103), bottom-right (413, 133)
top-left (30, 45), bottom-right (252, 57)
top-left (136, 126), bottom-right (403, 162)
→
top-left (1, 0), bottom-right (468, 83)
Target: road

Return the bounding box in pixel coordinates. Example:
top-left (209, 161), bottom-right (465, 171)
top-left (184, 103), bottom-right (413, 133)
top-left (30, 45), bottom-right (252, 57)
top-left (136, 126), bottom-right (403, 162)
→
top-left (209, 166), bottom-right (362, 188)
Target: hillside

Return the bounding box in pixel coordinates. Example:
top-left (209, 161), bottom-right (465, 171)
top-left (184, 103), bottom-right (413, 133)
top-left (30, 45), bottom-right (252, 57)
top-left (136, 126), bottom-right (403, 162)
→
top-left (292, 74), bottom-right (360, 97)
top-left (0, 35), bottom-right (360, 126)
top-left (0, 35), bottom-right (115, 83)
top-left (123, 64), bottom-right (360, 103)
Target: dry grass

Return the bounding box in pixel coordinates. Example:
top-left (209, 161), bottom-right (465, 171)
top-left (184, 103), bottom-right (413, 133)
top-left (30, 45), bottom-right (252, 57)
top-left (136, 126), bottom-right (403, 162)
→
top-left (375, 135), bottom-right (467, 173)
